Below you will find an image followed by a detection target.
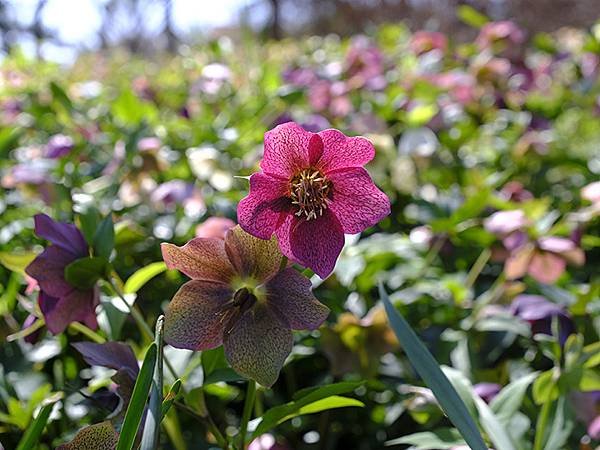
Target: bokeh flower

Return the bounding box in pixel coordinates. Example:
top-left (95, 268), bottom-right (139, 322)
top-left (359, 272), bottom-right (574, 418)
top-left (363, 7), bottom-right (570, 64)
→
top-left (238, 122), bottom-right (390, 278)
top-left (510, 294), bottom-right (574, 343)
top-left (161, 225), bottom-right (329, 386)
top-left (195, 217), bottom-right (236, 239)
top-left (44, 134), bottom-right (74, 159)
top-left (25, 214), bottom-right (99, 334)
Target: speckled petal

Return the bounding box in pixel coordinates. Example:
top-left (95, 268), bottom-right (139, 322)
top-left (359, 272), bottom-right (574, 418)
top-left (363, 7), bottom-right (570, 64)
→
top-left (261, 122), bottom-right (312, 178)
top-left (72, 341), bottom-right (139, 379)
top-left (237, 172), bottom-right (291, 240)
top-left (56, 421), bottom-right (118, 450)
top-left (164, 280), bottom-right (232, 351)
top-left (161, 238), bottom-right (235, 282)
top-left (316, 129), bottom-right (375, 172)
top-left (34, 213), bottom-right (87, 256)
top-left (266, 268), bottom-right (329, 330)
top-left (40, 288), bottom-right (99, 334)
top-left (224, 304), bottom-right (293, 387)
top-left (224, 225), bottom-right (284, 282)
top-left (327, 167), bottom-right (390, 234)
top-left (275, 210), bottom-right (345, 279)
top-left (25, 246), bottom-right (75, 297)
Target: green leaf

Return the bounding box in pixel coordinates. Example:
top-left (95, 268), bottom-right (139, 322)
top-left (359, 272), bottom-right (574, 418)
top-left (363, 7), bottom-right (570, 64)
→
top-left (50, 81), bottom-right (73, 110)
top-left (474, 396), bottom-right (517, 450)
top-left (117, 343), bottom-right (158, 450)
top-left (490, 372), bottom-right (539, 424)
top-left (161, 379), bottom-right (182, 419)
top-left (380, 283), bottom-right (487, 450)
top-left (93, 215), bottom-right (115, 259)
top-left (0, 251), bottom-right (37, 274)
top-left (64, 256), bottom-right (108, 290)
top-left (16, 392), bottom-right (63, 450)
top-left (140, 317), bottom-right (165, 450)
top-left (252, 381), bottom-right (363, 438)
top-left (79, 207), bottom-right (101, 247)
top-left (124, 262), bottom-right (167, 294)
top-left (284, 396), bottom-right (363, 419)
top-left (532, 369), bottom-right (559, 404)
top-left (542, 397), bottom-right (574, 450)
top-left (583, 341), bottom-right (600, 368)
top-left (385, 428), bottom-right (465, 449)
top-left (457, 5), bottom-right (489, 28)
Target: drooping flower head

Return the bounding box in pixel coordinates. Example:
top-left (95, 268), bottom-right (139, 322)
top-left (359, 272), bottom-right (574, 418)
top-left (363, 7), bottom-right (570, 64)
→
top-left (25, 214), bottom-right (99, 334)
top-left (238, 122), bottom-right (390, 278)
top-left (161, 225), bottom-right (329, 387)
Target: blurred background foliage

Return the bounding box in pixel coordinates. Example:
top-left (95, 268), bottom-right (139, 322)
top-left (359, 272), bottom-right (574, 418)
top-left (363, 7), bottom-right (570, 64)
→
top-left (0, 1), bottom-right (599, 449)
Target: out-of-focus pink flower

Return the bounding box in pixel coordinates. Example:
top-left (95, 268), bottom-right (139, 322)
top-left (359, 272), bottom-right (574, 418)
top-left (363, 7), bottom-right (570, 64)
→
top-left (193, 63), bottom-right (232, 95)
top-left (282, 67), bottom-right (318, 87)
top-left (195, 217), bottom-right (236, 239)
top-left (582, 181), bottom-right (600, 205)
top-left (137, 137), bottom-right (162, 152)
top-left (345, 36), bottom-right (386, 90)
top-left (473, 382), bottom-right (501, 403)
top-left (426, 71), bottom-right (477, 105)
top-left (248, 434), bottom-right (290, 450)
top-left (410, 31), bottom-right (448, 55)
top-left (499, 182), bottom-right (533, 203)
top-left (44, 134), bottom-right (74, 159)
top-left (151, 180), bottom-right (205, 216)
top-left (238, 122), bottom-right (390, 278)
top-left (162, 226), bottom-right (329, 386)
top-left (476, 21), bottom-right (526, 53)
top-left (25, 214), bottom-right (99, 334)
top-left (483, 210), bottom-right (528, 236)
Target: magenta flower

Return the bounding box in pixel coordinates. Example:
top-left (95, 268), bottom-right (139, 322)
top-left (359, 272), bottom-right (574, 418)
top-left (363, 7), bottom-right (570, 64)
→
top-left (25, 214), bottom-right (99, 334)
top-left (161, 225), bottom-right (329, 386)
top-left (238, 122), bottom-right (390, 278)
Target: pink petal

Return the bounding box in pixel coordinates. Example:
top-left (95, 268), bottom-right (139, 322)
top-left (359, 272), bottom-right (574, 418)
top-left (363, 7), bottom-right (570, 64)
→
top-left (224, 303), bottom-right (293, 387)
top-left (537, 237), bottom-right (585, 266)
top-left (161, 238), bottom-right (235, 282)
top-left (224, 225), bottom-right (284, 282)
top-left (504, 244), bottom-right (534, 280)
top-left (327, 167), bottom-right (390, 234)
top-left (266, 268), bottom-right (329, 330)
top-left (275, 210), bottom-right (345, 279)
top-left (164, 280), bottom-right (232, 350)
top-left (41, 289), bottom-right (99, 334)
top-left (528, 251), bottom-right (566, 284)
top-left (195, 217), bottom-right (236, 239)
top-left (261, 122), bottom-right (312, 178)
top-left (316, 129), bottom-right (375, 172)
top-left (237, 172), bottom-right (291, 240)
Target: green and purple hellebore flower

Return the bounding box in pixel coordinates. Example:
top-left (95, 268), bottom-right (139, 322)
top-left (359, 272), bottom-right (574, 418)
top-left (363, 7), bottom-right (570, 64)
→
top-left (238, 122), bottom-right (390, 278)
top-left (161, 225), bottom-right (329, 387)
top-left (25, 214), bottom-right (99, 334)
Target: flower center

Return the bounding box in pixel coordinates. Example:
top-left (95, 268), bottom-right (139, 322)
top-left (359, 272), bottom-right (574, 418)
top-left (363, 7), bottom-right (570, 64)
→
top-left (289, 168), bottom-right (331, 221)
top-left (219, 287), bottom-right (258, 335)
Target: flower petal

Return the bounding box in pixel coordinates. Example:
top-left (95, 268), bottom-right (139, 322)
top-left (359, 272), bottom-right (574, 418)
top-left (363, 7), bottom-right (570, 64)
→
top-left (72, 341), bottom-right (139, 379)
top-left (56, 421), bottom-right (118, 450)
top-left (237, 172), bottom-right (291, 240)
top-left (40, 288), bottom-right (99, 334)
top-left (275, 210), bottom-right (345, 279)
top-left (261, 122), bottom-right (312, 178)
top-left (25, 246), bottom-right (75, 297)
top-left (529, 251), bottom-right (566, 284)
top-left (224, 225), bottom-right (283, 282)
top-left (224, 304), bottom-right (292, 387)
top-left (161, 238), bottom-right (235, 282)
top-left (538, 236), bottom-right (585, 266)
top-left (266, 268), bottom-right (329, 330)
top-left (34, 213), bottom-right (87, 256)
top-left (316, 129), bottom-right (375, 172)
top-left (327, 167), bottom-right (390, 234)
top-left (504, 244), bottom-right (534, 280)
top-left (164, 280), bottom-right (232, 351)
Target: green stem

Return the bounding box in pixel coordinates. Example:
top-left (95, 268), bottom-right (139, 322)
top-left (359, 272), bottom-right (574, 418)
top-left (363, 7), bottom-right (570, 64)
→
top-left (239, 381), bottom-right (256, 450)
top-left (174, 401), bottom-right (229, 449)
top-left (533, 397), bottom-right (553, 450)
top-left (464, 248), bottom-right (491, 290)
top-left (69, 322), bottom-right (106, 343)
top-left (278, 255), bottom-right (288, 272)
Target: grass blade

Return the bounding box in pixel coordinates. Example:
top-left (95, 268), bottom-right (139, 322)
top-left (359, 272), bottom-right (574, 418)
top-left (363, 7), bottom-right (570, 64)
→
top-left (140, 316), bottom-right (165, 450)
top-left (379, 283), bottom-right (487, 450)
top-left (117, 342), bottom-right (158, 450)
top-left (16, 393), bottom-right (63, 450)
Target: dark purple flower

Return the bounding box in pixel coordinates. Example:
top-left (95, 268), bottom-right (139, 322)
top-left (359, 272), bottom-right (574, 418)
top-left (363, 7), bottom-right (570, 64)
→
top-left (473, 382), bottom-right (502, 403)
top-left (510, 294), bottom-right (574, 343)
top-left (25, 214), bottom-right (98, 334)
top-left (44, 134), bottom-right (74, 159)
top-left (72, 341), bottom-right (139, 380)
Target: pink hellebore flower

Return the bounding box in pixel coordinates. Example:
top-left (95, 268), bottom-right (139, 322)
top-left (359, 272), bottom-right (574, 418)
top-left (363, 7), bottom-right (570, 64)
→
top-left (161, 226), bottom-right (329, 387)
top-left (195, 217), bottom-right (236, 239)
top-left (238, 122), bottom-right (390, 278)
